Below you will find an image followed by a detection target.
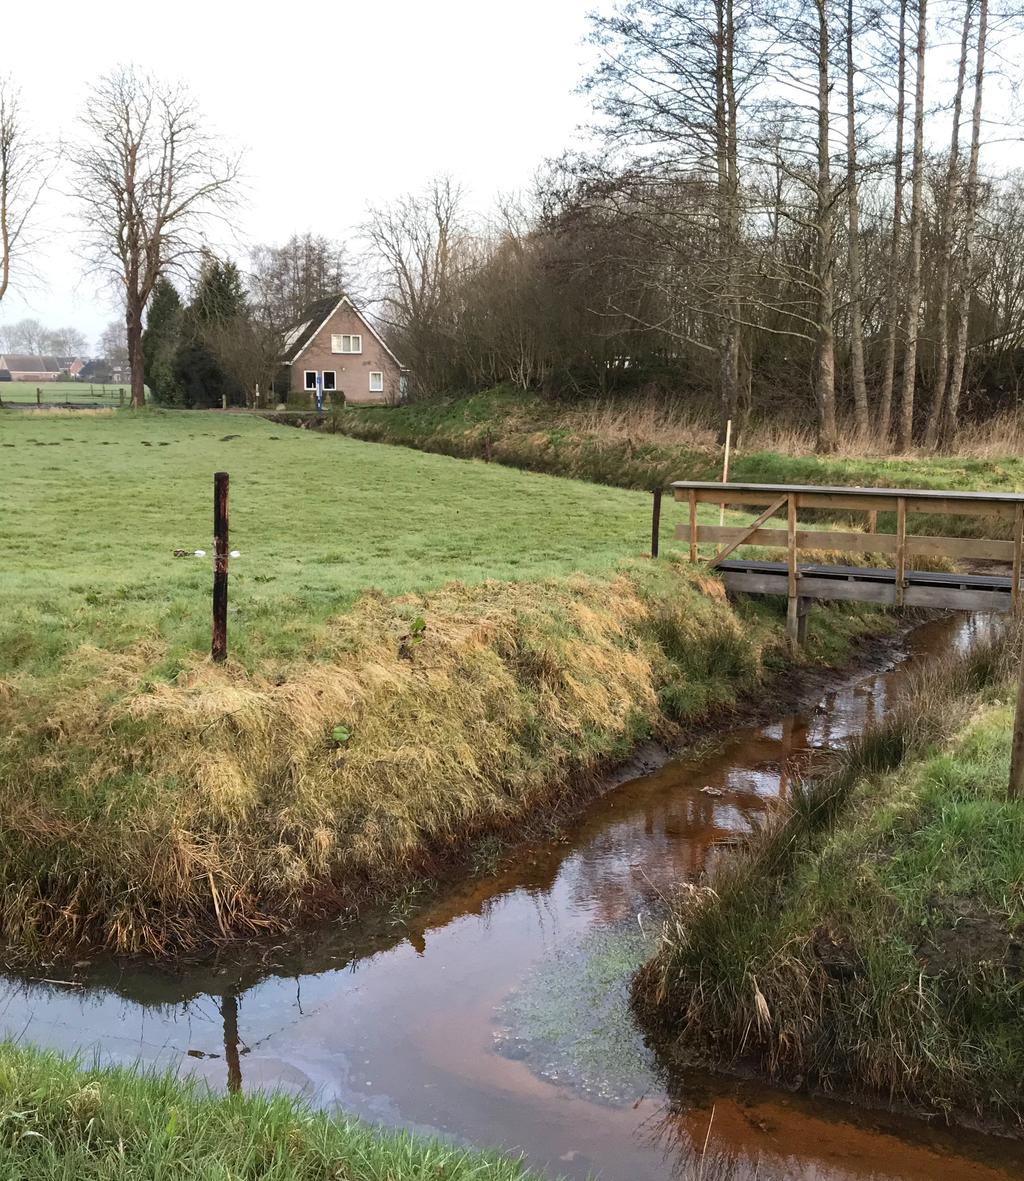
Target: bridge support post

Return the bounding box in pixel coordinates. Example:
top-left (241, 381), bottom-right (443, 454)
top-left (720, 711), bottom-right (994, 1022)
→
top-left (786, 493), bottom-right (800, 647)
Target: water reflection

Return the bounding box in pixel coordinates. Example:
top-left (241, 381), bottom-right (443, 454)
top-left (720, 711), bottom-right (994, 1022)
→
top-left (0, 613), bottom-right (1020, 1180)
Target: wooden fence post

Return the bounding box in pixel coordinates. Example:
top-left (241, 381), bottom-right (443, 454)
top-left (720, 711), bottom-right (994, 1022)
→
top-left (36, 387), bottom-right (41, 406)
top-left (895, 497), bottom-right (907, 607)
top-left (688, 489), bottom-right (698, 562)
top-left (651, 487), bottom-right (662, 558)
top-left (1009, 626), bottom-right (1024, 799)
top-left (212, 472), bottom-right (229, 662)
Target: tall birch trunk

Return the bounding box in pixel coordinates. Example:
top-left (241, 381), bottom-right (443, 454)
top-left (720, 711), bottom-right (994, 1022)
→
top-left (923, 0), bottom-right (972, 449)
top-left (815, 0), bottom-right (838, 451)
top-left (846, 0), bottom-right (868, 434)
top-left (878, 0), bottom-right (908, 440)
top-left (716, 0), bottom-right (741, 436)
top-left (944, 0), bottom-right (988, 443)
top-left (895, 0), bottom-right (927, 451)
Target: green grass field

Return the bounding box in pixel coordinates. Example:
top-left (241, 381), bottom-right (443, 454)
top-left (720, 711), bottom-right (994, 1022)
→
top-left (0, 381), bottom-right (129, 405)
top-left (2, 406), bottom-right (696, 681)
top-left (3, 406), bottom-right (880, 958)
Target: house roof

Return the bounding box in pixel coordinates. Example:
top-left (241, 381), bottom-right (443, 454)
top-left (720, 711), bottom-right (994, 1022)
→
top-left (0, 355), bottom-right (66, 371)
top-left (279, 295), bottom-right (403, 368)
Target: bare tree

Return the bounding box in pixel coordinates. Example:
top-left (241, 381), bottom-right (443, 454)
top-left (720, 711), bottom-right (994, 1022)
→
top-left (70, 67), bottom-right (239, 407)
top-left (877, 0), bottom-right (908, 437)
top-left (895, 0), bottom-right (927, 451)
top-left (923, 0), bottom-right (974, 449)
top-left (0, 78), bottom-right (44, 308)
top-left (0, 316), bottom-right (48, 353)
top-left (248, 232), bottom-right (349, 330)
top-left (98, 319), bottom-right (129, 374)
top-left (943, 0), bottom-right (989, 441)
top-left (42, 326), bottom-right (89, 358)
top-left (845, 0), bottom-right (868, 434)
top-left (812, 0), bottom-right (838, 450)
top-left (364, 176), bottom-right (472, 394)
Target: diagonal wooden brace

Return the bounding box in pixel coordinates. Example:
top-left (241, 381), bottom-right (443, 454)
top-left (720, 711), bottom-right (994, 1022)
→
top-left (707, 495), bottom-right (789, 569)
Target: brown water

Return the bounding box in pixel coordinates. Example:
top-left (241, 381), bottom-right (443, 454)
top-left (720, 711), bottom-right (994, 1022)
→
top-left (2, 613), bottom-right (1022, 1180)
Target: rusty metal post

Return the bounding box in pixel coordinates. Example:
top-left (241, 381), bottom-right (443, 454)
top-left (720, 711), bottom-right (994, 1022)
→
top-left (651, 487), bottom-right (662, 558)
top-left (212, 471), bottom-right (229, 662)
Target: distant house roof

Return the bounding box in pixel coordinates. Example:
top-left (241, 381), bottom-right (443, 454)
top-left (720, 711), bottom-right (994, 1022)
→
top-left (0, 355), bottom-right (66, 372)
top-left (279, 294), bottom-right (403, 368)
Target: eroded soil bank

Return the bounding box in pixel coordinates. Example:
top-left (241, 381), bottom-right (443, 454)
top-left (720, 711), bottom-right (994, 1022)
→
top-left (2, 613), bottom-right (1022, 1180)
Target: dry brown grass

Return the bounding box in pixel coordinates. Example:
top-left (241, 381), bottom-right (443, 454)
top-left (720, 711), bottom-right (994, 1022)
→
top-left (0, 560), bottom-right (801, 960)
top-left (570, 397), bottom-right (1024, 461)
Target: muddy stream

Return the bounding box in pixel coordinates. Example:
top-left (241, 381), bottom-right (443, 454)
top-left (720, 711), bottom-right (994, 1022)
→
top-left (3, 614), bottom-right (1022, 1180)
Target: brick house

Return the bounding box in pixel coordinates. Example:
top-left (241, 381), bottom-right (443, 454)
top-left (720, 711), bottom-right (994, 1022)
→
top-left (279, 295), bottom-right (404, 406)
top-left (0, 355), bottom-right (85, 381)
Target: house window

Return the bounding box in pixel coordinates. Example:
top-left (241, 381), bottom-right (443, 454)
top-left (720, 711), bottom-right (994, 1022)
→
top-left (331, 334), bottom-right (362, 354)
top-left (304, 371), bottom-right (317, 390)
top-left (369, 371), bottom-right (384, 393)
top-left (322, 371), bottom-right (336, 391)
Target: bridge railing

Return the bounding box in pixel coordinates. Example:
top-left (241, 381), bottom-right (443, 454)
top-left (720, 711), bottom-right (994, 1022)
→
top-left (669, 481), bottom-right (1024, 636)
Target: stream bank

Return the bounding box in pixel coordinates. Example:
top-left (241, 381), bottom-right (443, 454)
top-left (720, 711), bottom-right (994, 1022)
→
top-left (1, 613), bottom-right (1021, 1180)
top-left (636, 619), bottom-right (1024, 1133)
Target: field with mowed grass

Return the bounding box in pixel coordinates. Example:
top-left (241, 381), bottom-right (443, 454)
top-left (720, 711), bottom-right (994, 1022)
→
top-left (0, 407), bottom-right (885, 960)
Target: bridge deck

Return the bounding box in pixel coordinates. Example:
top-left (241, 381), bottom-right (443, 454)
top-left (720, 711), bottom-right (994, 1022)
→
top-left (717, 559), bottom-right (1013, 613)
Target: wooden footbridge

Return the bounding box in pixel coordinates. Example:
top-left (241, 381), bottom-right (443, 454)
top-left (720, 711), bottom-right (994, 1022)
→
top-left (668, 481), bottom-right (1024, 644)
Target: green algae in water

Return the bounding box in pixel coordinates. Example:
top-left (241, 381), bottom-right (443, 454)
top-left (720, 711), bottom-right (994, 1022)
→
top-left (493, 923), bottom-right (659, 1106)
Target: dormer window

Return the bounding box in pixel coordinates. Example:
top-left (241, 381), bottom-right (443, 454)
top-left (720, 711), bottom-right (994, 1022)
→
top-left (331, 334), bottom-right (362, 354)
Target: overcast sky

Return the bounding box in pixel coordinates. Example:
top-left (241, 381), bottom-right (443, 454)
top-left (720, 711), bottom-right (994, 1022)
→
top-left (1, 0), bottom-right (597, 350)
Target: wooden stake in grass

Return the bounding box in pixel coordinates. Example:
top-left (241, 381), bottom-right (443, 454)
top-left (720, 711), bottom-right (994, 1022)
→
top-left (1009, 626), bottom-right (1024, 799)
top-left (719, 418), bottom-right (732, 526)
top-left (213, 471), bottom-right (229, 663)
top-left (651, 486), bottom-right (662, 558)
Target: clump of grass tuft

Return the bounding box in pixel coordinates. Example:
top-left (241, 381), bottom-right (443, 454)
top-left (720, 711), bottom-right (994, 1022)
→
top-left (0, 1041), bottom-right (544, 1180)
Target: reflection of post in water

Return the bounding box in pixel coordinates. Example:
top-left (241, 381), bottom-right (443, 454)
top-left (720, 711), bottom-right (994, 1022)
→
top-left (777, 714), bottom-right (796, 801)
top-left (221, 993), bottom-right (242, 1093)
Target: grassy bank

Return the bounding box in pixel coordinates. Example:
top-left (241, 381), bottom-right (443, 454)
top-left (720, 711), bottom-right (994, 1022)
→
top-left (635, 629), bottom-right (1024, 1127)
top-left (325, 387), bottom-right (1024, 499)
top-left (0, 1042), bottom-right (542, 1179)
top-left (0, 408), bottom-right (887, 959)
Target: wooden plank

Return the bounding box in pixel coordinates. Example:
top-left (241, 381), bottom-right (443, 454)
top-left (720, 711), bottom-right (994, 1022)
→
top-left (673, 487), bottom-right (1017, 518)
top-left (903, 585), bottom-right (1012, 613)
top-left (688, 489), bottom-right (698, 563)
top-left (717, 569), bottom-right (1012, 613)
top-left (671, 479), bottom-right (1024, 507)
top-left (719, 570), bottom-right (896, 605)
top-left (908, 535), bottom-right (1015, 561)
top-left (895, 497), bottom-right (907, 608)
top-left (688, 525), bottom-right (1014, 561)
top-left (707, 495), bottom-right (788, 568)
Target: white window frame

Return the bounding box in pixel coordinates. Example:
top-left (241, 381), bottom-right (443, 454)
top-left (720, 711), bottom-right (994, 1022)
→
top-left (303, 370), bottom-right (318, 390)
top-left (322, 370), bottom-right (337, 391)
top-left (331, 334), bottom-right (362, 354)
top-left (369, 371), bottom-right (384, 393)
